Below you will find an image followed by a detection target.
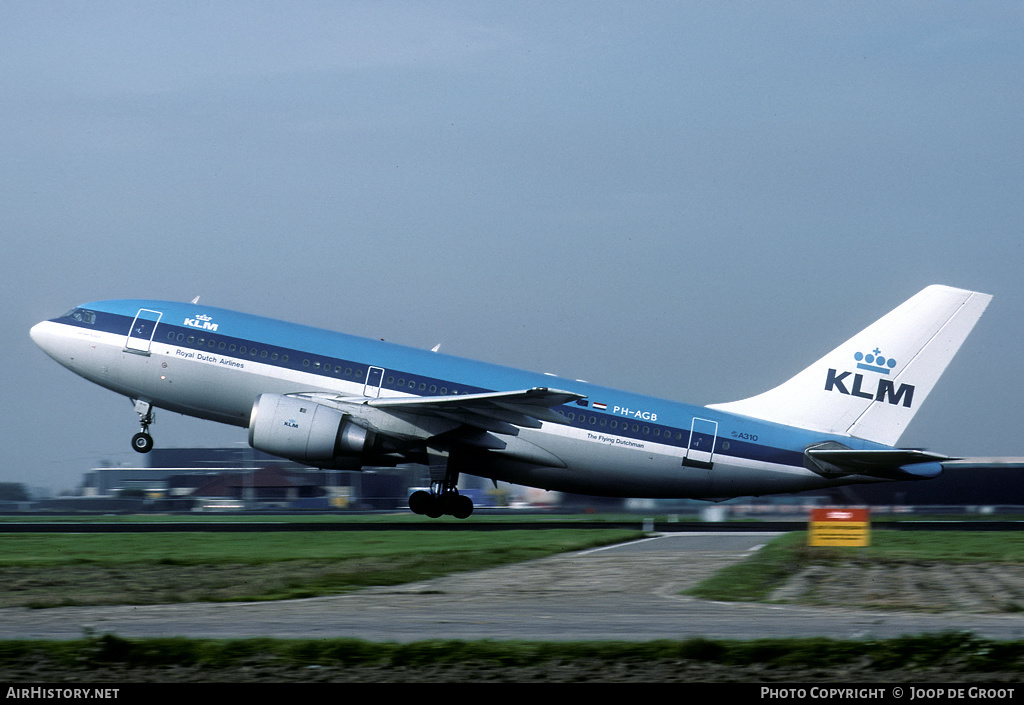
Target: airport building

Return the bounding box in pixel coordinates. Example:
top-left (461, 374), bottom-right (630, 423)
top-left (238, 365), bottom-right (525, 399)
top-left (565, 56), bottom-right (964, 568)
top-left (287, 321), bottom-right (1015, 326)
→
top-left (66, 447), bottom-right (498, 512)
top-left (61, 447), bottom-right (412, 511)
top-left (26, 446), bottom-right (1024, 515)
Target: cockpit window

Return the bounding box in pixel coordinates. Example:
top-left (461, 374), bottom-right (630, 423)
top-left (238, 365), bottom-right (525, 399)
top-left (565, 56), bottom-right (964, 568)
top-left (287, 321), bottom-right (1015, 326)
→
top-left (64, 308), bottom-right (96, 325)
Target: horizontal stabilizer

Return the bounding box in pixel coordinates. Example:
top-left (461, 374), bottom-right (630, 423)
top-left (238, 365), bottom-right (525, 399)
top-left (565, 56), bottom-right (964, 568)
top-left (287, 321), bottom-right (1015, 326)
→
top-left (805, 445), bottom-right (950, 480)
top-left (806, 445), bottom-right (1024, 481)
top-left (941, 458), bottom-right (1024, 470)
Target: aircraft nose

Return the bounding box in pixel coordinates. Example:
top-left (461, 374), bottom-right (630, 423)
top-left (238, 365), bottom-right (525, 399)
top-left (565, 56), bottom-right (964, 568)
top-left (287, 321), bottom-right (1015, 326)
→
top-left (30, 321), bottom-right (45, 346)
top-left (30, 320), bottom-right (57, 355)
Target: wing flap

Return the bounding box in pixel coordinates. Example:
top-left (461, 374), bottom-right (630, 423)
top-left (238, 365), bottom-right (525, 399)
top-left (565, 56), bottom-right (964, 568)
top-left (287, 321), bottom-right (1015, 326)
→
top-left (295, 387), bottom-right (583, 440)
top-left (430, 409), bottom-right (522, 436)
top-left (367, 387), bottom-right (583, 434)
top-left (365, 387), bottom-right (581, 468)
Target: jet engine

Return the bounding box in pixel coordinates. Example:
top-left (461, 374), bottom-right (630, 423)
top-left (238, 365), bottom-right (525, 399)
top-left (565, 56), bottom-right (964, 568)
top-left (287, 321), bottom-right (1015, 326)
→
top-left (248, 393), bottom-right (376, 465)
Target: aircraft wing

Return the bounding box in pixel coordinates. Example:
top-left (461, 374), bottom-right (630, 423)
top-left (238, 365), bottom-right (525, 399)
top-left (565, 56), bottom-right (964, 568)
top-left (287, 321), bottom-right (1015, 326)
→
top-left (288, 387), bottom-right (583, 438)
top-left (806, 446), bottom-right (1024, 481)
top-left (367, 387), bottom-right (584, 434)
top-left (282, 387), bottom-right (585, 468)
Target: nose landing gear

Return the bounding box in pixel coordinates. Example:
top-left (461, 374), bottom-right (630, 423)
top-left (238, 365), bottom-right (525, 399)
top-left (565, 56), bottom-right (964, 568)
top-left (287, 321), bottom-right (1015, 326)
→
top-left (131, 399), bottom-right (155, 454)
top-left (131, 432), bottom-right (153, 453)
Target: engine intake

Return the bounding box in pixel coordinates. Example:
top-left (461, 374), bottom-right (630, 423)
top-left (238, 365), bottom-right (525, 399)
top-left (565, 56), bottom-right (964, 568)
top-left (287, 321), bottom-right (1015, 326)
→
top-left (248, 393), bottom-right (374, 464)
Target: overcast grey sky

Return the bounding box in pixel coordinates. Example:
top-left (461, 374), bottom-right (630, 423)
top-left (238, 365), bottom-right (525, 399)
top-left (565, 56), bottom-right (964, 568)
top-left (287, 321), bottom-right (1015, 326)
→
top-left (4, 2), bottom-right (1023, 493)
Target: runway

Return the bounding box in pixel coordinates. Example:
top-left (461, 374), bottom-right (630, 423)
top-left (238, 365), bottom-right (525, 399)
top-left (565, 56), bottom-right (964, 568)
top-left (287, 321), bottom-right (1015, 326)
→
top-left (4, 533), bottom-right (1024, 642)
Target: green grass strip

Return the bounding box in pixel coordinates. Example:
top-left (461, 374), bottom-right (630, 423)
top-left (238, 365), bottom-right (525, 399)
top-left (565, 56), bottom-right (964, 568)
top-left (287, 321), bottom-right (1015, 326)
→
top-left (686, 530), bottom-right (1024, 603)
top-left (0, 529), bottom-right (643, 607)
top-left (0, 529), bottom-right (642, 566)
top-left (0, 632), bottom-right (1021, 673)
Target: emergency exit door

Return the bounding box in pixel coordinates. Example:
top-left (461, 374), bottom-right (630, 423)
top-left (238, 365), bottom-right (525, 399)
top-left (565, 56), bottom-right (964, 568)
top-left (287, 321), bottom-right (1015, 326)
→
top-left (125, 308), bottom-right (162, 355)
top-left (363, 366), bottom-right (385, 398)
top-left (684, 417), bottom-right (718, 469)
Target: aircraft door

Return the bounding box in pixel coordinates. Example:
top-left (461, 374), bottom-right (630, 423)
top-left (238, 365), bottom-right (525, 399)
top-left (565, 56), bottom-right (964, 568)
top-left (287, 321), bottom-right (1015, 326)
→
top-left (125, 308), bottom-right (162, 355)
top-left (684, 417), bottom-right (718, 469)
top-left (363, 366), bottom-right (385, 398)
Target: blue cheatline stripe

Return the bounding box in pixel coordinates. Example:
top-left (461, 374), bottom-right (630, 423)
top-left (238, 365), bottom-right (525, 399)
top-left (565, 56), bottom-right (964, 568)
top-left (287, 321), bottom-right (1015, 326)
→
top-left (53, 302), bottom-right (825, 470)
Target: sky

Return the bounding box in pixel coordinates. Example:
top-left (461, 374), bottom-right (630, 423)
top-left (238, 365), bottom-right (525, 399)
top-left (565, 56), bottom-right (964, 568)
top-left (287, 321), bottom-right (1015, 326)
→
top-left (3, 2), bottom-right (1023, 494)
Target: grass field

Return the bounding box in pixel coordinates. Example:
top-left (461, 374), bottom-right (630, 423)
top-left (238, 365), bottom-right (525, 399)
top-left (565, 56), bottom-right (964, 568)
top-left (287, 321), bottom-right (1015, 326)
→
top-left (0, 529), bottom-right (643, 607)
top-left (3, 526), bottom-right (1024, 680)
top-left (685, 530), bottom-right (1024, 602)
top-left (3, 630), bottom-right (1023, 682)
top-left (4, 525), bottom-right (1022, 607)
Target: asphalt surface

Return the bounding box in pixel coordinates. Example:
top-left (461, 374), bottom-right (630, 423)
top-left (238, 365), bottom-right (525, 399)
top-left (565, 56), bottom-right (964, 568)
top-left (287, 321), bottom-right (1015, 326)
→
top-left (4, 532), bottom-right (1024, 642)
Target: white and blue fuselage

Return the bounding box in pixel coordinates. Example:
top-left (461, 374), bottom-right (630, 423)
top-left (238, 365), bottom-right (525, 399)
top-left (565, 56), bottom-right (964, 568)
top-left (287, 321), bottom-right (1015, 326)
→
top-left (30, 286), bottom-right (1001, 516)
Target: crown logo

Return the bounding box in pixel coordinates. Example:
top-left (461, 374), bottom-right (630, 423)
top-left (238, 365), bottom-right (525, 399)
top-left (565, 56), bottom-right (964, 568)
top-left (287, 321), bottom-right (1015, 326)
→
top-left (854, 348), bottom-right (896, 375)
top-left (195, 314), bottom-right (212, 321)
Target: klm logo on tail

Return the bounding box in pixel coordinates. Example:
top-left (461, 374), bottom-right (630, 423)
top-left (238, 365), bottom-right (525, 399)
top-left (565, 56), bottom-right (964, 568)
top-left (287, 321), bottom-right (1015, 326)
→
top-left (825, 349), bottom-right (915, 407)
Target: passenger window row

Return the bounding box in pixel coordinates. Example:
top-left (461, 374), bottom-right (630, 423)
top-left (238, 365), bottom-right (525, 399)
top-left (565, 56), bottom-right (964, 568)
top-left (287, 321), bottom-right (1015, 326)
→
top-left (167, 331), bottom-right (288, 362)
top-left (388, 376), bottom-right (451, 395)
top-left (166, 330), bottom-right (468, 396)
top-left (563, 410), bottom-right (684, 442)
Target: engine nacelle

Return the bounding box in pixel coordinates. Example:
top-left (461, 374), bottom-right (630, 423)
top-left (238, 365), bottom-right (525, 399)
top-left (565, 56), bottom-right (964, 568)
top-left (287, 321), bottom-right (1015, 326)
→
top-left (248, 393), bottom-right (375, 464)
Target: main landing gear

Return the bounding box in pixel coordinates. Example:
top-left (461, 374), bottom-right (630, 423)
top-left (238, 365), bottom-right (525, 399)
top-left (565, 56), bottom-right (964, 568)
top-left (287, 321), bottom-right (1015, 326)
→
top-left (408, 449), bottom-right (474, 519)
top-left (408, 487), bottom-right (474, 519)
top-left (131, 399), bottom-right (155, 454)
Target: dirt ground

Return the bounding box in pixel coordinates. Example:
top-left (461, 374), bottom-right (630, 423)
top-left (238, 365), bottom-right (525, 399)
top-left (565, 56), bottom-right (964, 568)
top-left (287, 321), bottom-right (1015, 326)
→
top-left (771, 561), bottom-right (1024, 614)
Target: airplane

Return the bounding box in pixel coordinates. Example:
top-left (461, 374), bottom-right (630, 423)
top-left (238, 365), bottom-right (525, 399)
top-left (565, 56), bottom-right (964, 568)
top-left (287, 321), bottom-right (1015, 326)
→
top-left (30, 284), bottom-right (1021, 518)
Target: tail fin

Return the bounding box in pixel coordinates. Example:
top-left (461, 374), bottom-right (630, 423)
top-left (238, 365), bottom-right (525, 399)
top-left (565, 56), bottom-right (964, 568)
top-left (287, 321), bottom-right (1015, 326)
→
top-left (707, 285), bottom-right (992, 446)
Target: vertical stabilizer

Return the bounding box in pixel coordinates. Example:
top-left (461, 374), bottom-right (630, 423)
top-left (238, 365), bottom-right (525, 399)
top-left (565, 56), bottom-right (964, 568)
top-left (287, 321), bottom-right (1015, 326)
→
top-left (707, 285), bottom-right (992, 446)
